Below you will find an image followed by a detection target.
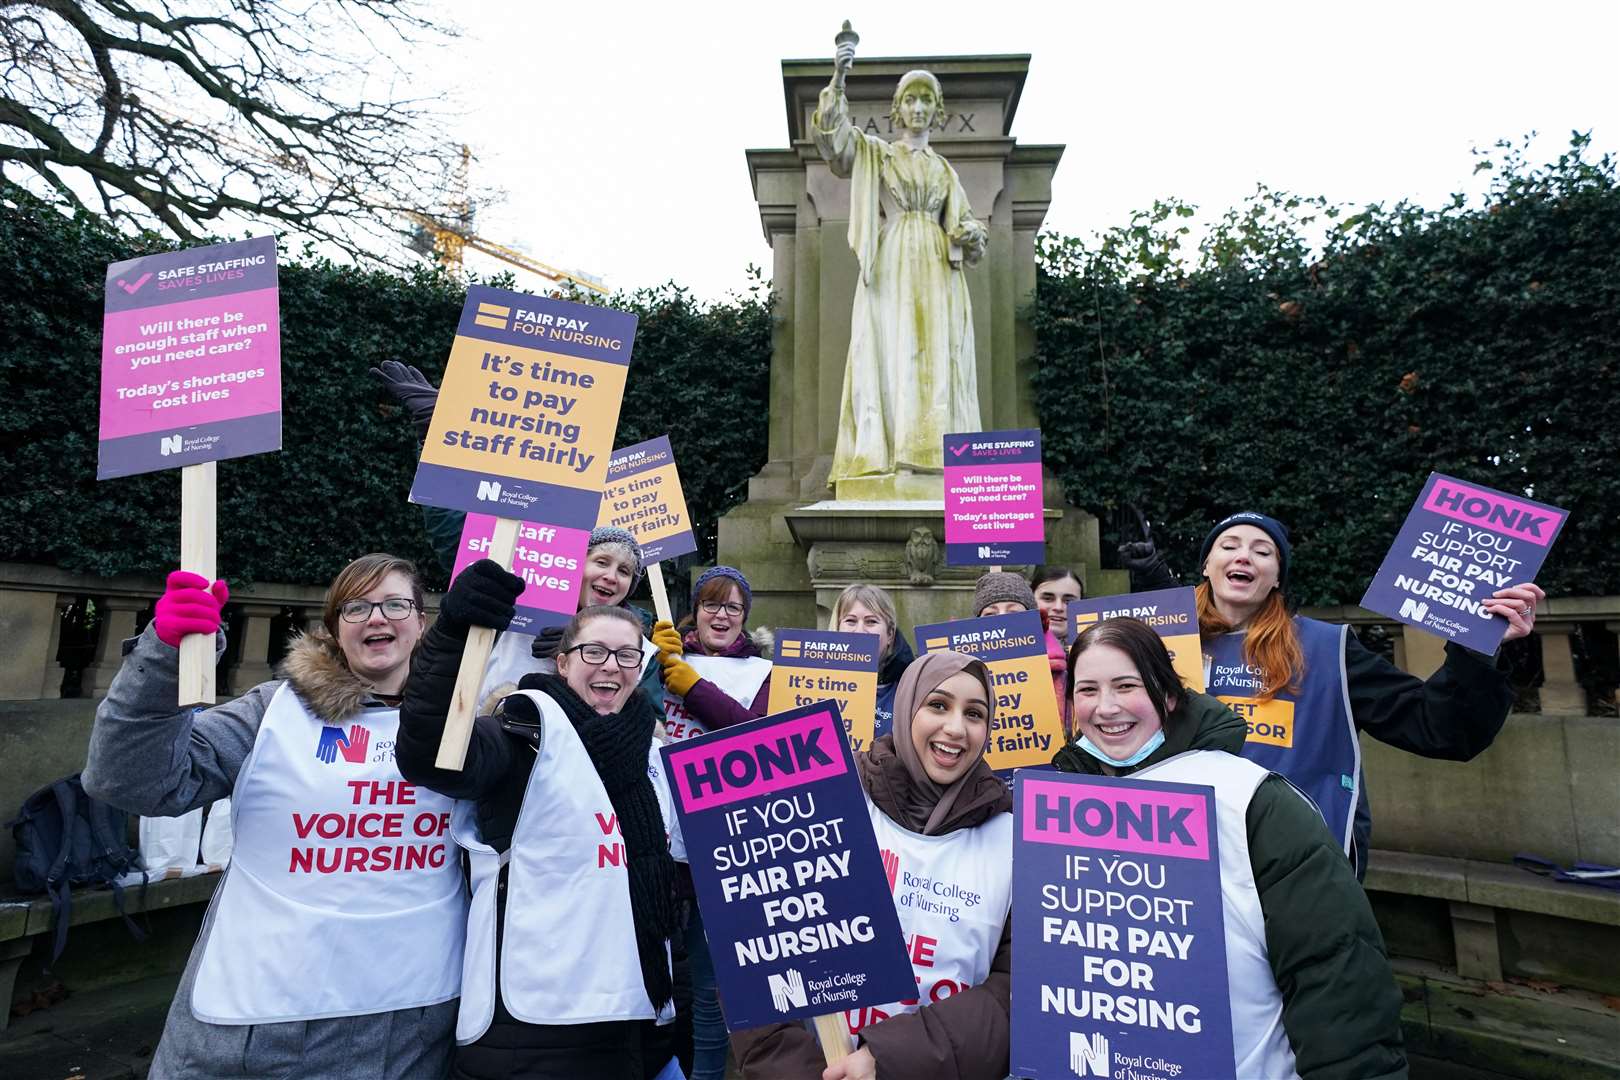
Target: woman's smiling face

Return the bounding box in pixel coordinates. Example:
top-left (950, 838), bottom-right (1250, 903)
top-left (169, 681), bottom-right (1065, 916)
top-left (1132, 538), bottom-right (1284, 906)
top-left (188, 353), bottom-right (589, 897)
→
top-left (1070, 643), bottom-right (1172, 763)
top-left (909, 671), bottom-right (990, 785)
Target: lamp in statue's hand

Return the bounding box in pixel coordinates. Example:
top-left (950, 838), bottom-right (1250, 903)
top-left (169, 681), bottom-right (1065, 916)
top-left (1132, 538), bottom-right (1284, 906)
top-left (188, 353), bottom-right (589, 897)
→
top-left (833, 20), bottom-right (859, 88)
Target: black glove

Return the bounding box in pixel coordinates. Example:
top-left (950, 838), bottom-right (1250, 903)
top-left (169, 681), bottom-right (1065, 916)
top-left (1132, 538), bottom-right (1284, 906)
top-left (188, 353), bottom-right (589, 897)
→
top-left (369, 359), bottom-right (440, 439)
top-left (439, 559), bottom-right (523, 633)
top-left (1118, 540), bottom-right (1162, 573)
top-left (531, 625), bottom-right (566, 661)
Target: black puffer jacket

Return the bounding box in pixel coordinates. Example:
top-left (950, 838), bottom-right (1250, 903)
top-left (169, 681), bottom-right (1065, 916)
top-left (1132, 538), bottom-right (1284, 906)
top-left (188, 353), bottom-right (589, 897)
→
top-left (1053, 693), bottom-right (1408, 1080)
top-left (396, 617), bottom-right (690, 1080)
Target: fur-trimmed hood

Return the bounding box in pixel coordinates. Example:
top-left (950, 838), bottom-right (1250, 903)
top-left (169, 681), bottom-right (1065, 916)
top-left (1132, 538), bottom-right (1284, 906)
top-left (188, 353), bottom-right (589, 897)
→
top-left (277, 627), bottom-right (385, 722)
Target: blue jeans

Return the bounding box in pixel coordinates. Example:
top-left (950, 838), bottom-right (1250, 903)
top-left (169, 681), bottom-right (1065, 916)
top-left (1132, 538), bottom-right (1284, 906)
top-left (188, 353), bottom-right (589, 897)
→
top-left (685, 907), bottom-right (729, 1080)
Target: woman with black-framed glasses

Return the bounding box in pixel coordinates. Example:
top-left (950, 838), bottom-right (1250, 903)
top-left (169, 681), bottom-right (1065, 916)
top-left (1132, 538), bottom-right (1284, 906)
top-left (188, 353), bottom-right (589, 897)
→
top-left (652, 565), bottom-right (773, 742)
top-left (396, 565), bottom-right (688, 1080)
top-left (82, 553), bottom-right (467, 1079)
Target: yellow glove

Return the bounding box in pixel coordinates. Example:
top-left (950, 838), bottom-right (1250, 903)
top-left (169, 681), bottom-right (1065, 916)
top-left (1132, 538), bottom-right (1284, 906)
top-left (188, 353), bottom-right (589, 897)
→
top-left (651, 620), bottom-right (684, 657)
top-left (661, 649), bottom-right (701, 697)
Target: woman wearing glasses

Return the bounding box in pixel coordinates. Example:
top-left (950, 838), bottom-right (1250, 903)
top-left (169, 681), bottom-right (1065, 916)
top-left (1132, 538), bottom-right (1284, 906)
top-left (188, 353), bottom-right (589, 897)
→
top-left (652, 566), bottom-right (773, 741)
top-left (83, 554), bottom-right (466, 1079)
top-left (396, 562), bottom-right (687, 1080)
top-left (650, 565), bottom-right (773, 1080)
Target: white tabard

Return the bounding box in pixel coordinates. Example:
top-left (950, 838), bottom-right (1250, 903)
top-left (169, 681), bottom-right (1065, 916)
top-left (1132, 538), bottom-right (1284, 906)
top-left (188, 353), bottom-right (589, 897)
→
top-left (1135, 750), bottom-right (1300, 1079)
top-left (843, 796), bottom-right (1013, 1036)
top-left (190, 684), bottom-right (465, 1024)
top-left (661, 655), bottom-right (772, 740)
top-left (452, 689), bottom-right (687, 1044)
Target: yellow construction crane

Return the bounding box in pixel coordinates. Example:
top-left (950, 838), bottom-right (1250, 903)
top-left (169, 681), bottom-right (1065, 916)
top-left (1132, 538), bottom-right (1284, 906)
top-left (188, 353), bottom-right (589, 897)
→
top-left (52, 68), bottom-right (604, 294)
top-left (407, 146), bottom-right (609, 295)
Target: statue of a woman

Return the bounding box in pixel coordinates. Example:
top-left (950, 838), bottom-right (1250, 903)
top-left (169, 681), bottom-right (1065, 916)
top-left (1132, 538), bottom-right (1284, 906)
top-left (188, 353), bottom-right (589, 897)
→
top-left (814, 32), bottom-right (988, 490)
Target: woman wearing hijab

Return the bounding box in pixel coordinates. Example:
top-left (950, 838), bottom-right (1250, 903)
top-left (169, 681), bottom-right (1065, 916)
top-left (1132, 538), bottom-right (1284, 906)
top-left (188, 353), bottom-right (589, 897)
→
top-left (732, 652), bottom-right (1013, 1080)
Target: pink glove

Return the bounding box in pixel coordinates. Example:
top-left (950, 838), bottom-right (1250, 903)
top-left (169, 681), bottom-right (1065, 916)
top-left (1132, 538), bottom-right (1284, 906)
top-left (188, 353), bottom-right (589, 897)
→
top-left (153, 571), bottom-right (230, 647)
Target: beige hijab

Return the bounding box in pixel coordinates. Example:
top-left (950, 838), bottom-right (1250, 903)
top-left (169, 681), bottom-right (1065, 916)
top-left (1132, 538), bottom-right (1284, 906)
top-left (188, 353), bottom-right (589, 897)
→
top-left (890, 650), bottom-right (997, 835)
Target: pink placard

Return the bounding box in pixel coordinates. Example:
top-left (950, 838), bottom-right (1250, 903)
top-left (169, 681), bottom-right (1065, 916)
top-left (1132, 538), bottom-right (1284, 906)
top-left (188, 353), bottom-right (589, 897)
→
top-left (100, 288), bottom-right (281, 441)
top-left (1420, 478), bottom-right (1567, 547)
top-left (454, 512), bottom-right (589, 629)
top-left (1020, 776), bottom-right (1211, 861)
top-left (667, 708), bottom-right (848, 813)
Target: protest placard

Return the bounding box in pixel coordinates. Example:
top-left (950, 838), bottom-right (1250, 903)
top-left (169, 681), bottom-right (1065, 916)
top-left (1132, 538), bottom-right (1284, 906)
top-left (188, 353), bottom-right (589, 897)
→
top-left (600, 435), bottom-right (696, 621)
top-left (1361, 472), bottom-right (1569, 655)
top-left (915, 610), bottom-right (1065, 773)
top-left (767, 630), bottom-right (882, 752)
top-left (453, 514), bottom-right (590, 633)
top-left (100, 235), bottom-right (282, 706)
top-left (99, 235), bottom-right (281, 480)
top-left (1070, 587), bottom-right (1205, 693)
top-left (944, 428), bottom-right (1045, 566)
top-left (409, 285), bottom-right (637, 768)
top-left (1012, 771), bottom-right (1235, 1080)
top-left (660, 702), bottom-right (913, 1047)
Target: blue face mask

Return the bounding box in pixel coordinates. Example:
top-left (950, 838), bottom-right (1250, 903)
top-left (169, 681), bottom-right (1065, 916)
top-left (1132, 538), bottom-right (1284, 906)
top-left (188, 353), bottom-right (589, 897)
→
top-left (1075, 729), bottom-right (1166, 768)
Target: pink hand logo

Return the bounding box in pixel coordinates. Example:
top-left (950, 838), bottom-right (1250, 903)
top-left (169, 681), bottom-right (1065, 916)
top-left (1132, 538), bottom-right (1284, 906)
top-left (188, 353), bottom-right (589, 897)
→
top-left (337, 724), bottom-right (370, 764)
top-left (880, 847), bottom-right (899, 892)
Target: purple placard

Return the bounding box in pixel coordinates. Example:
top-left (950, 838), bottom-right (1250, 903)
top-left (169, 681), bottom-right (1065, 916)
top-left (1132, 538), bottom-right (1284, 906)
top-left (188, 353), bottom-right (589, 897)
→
top-left (1360, 472), bottom-right (1569, 655)
top-left (99, 236), bottom-right (281, 478)
top-left (1012, 771), bottom-right (1235, 1080)
top-left (660, 702), bottom-right (914, 1030)
top-left (453, 513), bottom-right (590, 632)
top-left (944, 428), bottom-right (1045, 565)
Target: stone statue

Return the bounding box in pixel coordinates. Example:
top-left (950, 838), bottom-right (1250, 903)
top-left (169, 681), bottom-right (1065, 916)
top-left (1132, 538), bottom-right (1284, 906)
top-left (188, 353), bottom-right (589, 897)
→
top-left (814, 22), bottom-right (988, 492)
top-left (904, 526), bottom-right (939, 585)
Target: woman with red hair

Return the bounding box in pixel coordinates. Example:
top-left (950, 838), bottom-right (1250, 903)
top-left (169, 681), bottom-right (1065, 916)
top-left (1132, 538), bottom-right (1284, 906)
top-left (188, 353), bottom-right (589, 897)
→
top-left (1196, 510), bottom-right (1543, 878)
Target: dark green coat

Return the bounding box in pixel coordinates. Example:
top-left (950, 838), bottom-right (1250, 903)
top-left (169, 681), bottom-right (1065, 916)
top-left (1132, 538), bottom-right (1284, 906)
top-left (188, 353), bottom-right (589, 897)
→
top-left (1053, 692), bottom-right (1408, 1080)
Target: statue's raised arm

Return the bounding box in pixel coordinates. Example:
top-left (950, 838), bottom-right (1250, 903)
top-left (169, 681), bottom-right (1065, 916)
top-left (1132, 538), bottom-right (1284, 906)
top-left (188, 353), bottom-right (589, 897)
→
top-left (812, 22), bottom-right (989, 492)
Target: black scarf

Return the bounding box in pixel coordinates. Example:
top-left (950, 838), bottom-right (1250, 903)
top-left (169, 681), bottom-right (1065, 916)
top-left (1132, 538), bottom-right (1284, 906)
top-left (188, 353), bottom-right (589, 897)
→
top-left (524, 672), bottom-right (676, 1011)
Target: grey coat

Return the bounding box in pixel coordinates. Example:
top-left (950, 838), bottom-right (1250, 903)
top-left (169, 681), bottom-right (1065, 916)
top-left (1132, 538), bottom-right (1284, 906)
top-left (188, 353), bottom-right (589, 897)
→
top-left (82, 625), bottom-right (456, 1080)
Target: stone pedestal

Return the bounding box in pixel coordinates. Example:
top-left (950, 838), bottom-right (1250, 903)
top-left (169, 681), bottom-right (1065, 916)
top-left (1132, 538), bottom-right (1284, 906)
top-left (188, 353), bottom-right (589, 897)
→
top-left (720, 52), bottom-right (1124, 633)
top-left (83, 597), bottom-right (148, 698)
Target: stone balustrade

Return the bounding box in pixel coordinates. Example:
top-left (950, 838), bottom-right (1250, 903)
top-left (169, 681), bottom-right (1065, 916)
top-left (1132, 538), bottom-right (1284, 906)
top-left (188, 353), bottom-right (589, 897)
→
top-left (0, 560), bottom-right (1612, 709)
top-left (0, 562), bottom-right (440, 701)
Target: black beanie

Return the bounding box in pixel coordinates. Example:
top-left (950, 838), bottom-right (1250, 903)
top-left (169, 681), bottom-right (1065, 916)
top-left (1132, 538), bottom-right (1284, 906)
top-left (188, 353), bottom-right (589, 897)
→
top-left (1198, 511), bottom-right (1292, 589)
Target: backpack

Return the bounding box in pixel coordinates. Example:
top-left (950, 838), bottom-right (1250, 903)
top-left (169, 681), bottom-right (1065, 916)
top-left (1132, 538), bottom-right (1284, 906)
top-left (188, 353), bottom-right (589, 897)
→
top-left (7, 774), bottom-right (146, 966)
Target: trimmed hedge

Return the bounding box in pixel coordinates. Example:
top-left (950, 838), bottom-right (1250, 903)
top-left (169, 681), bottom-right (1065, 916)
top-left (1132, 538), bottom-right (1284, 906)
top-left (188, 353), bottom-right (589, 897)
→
top-left (0, 182), bottom-right (770, 588)
top-left (1030, 135), bottom-right (1619, 606)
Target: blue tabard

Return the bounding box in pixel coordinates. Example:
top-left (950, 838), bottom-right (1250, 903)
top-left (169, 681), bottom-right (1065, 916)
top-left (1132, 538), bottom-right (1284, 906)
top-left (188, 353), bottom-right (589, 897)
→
top-left (1204, 617), bottom-right (1361, 855)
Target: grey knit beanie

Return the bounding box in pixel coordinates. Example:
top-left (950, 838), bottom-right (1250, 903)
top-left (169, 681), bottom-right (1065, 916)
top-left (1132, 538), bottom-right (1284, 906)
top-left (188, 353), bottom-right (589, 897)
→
top-left (588, 525), bottom-right (645, 590)
top-left (973, 571), bottom-right (1036, 617)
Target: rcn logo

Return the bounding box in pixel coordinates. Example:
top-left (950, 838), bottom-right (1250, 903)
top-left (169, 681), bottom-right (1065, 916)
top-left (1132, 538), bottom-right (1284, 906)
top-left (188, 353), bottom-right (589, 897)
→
top-left (879, 848), bottom-right (899, 893)
top-left (476, 480), bottom-right (503, 502)
top-left (1398, 597), bottom-right (1430, 622)
top-left (767, 968), bottom-right (808, 1012)
top-left (1070, 1031), bottom-right (1110, 1077)
top-left (314, 724), bottom-right (371, 766)
top-left (159, 434), bottom-right (183, 456)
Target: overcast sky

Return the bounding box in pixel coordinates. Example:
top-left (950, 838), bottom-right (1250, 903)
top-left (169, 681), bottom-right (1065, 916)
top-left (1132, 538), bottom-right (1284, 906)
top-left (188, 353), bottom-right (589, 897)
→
top-left (426, 1), bottom-right (1619, 300)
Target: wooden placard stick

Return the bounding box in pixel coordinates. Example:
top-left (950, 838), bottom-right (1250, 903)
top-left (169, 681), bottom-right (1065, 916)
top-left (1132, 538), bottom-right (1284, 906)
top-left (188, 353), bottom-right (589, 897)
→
top-left (645, 562), bottom-right (674, 625)
top-left (812, 1013), bottom-right (853, 1064)
top-left (178, 461), bottom-right (217, 707)
top-left (435, 515), bottom-right (520, 770)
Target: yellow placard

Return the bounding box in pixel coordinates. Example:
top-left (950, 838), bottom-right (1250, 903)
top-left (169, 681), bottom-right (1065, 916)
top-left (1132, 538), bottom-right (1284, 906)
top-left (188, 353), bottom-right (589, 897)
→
top-left (766, 629), bottom-right (882, 751)
top-left (421, 335), bottom-right (627, 485)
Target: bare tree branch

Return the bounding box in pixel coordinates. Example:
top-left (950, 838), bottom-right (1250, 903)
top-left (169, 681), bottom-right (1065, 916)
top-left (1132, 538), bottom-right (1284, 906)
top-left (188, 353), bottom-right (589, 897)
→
top-left (0, 0), bottom-right (461, 263)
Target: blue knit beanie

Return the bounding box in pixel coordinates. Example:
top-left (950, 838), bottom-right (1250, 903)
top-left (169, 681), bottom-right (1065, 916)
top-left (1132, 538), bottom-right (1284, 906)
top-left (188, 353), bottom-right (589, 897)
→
top-left (1198, 511), bottom-right (1292, 589)
top-left (692, 565), bottom-right (753, 617)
